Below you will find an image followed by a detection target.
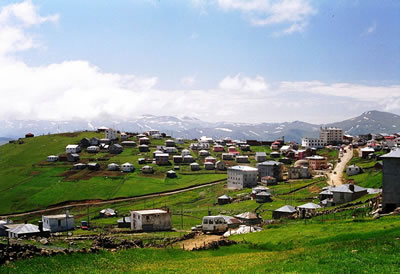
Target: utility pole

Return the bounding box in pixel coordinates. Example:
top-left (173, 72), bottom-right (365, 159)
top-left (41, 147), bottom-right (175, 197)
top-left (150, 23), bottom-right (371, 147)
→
top-left (181, 205), bottom-right (183, 230)
top-left (87, 205), bottom-right (90, 228)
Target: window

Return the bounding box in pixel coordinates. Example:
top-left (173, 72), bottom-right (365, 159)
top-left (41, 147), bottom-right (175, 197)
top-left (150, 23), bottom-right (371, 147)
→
top-left (203, 219), bottom-right (208, 224)
top-left (209, 219), bottom-right (214, 224)
top-left (58, 220), bottom-right (61, 226)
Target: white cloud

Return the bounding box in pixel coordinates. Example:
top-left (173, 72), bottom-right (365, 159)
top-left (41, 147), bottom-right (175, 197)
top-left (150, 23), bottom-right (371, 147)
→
top-left (362, 22), bottom-right (377, 36)
top-left (193, 0), bottom-right (316, 34)
top-left (180, 76), bottom-right (196, 87)
top-left (219, 74), bottom-right (269, 92)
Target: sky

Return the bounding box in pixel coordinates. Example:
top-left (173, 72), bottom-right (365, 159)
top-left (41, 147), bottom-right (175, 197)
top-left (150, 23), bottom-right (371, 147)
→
top-left (0, 0), bottom-right (399, 124)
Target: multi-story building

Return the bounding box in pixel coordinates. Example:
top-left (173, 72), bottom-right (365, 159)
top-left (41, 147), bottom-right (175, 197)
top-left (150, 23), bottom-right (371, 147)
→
top-left (105, 128), bottom-right (118, 140)
top-left (256, 161), bottom-right (283, 181)
top-left (320, 127), bottom-right (343, 145)
top-left (227, 166), bottom-right (258, 189)
top-left (301, 137), bottom-right (326, 148)
top-left (381, 149), bottom-right (400, 212)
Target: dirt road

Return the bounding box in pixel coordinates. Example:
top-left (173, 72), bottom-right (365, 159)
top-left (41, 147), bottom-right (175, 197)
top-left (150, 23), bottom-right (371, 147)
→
top-left (179, 234), bottom-right (222, 250)
top-left (0, 179), bottom-right (226, 218)
top-left (327, 145), bottom-right (353, 186)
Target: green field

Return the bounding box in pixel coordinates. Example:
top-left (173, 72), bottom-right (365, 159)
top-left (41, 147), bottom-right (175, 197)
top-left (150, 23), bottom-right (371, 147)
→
top-left (2, 215), bottom-right (399, 273)
top-left (0, 133), bottom-right (226, 214)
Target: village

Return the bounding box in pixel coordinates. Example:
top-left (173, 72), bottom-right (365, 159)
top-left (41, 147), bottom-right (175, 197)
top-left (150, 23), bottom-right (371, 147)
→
top-left (0, 123), bottom-right (399, 267)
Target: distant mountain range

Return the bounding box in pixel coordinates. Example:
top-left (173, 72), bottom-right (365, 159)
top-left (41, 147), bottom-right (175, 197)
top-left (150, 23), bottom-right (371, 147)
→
top-left (0, 110), bottom-right (399, 142)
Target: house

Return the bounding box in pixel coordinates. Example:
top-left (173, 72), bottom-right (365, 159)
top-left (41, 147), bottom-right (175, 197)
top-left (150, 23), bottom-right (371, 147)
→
top-left (240, 144), bottom-right (251, 151)
top-left (139, 137), bottom-right (150, 145)
top-left (88, 163), bottom-right (100, 171)
top-left (213, 145), bottom-right (225, 152)
top-left (138, 158), bottom-right (146, 164)
top-left (67, 153), bottom-right (80, 162)
top-left (47, 155), bottom-right (58, 162)
top-left (216, 161), bottom-right (226, 171)
top-left (217, 194), bottom-right (232, 205)
top-left (318, 186), bottom-right (334, 201)
top-left (42, 213), bottom-right (74, 232)
top-left (183, 155), bottom-right (194, 163)
top-left (117, 217), bottom-right (131, 228)
top-left (256, 192), bottom-right (272, 203)
top-left (166, 170), bottom-right (177, 178)
top-left (107, 163), bottom-right (120, 171)
top-left (80, 138), bottom-right (90, 148)
top-left (255, 152), bottom-right (267, 162)
top-left (89, 137), bottom-right (99, 146)
top-left (120, 132), bottom-right (128, 140)
top-left (228, 146), bottom-right (239, 155)
top-left (139, 144), bottom-right (149, 152)
top-left (361, 147), bottom-right (375, 159)
top-left (271, 141), bottom-right (280, 150)
top-left (256, 161), bottom-right (283, 182)
top-left (306, 156), bottom-right (328, 170)
top-left (165, 139), bottom-right (175, 147)
top-left (121, 141), bottom-right (136, 147)
top-left (153, 150), bottom-right (164, 158)
top-left (176, 138), bottom-right (184, 145)
top-left (301, 137), bottom-right (325, 148)
top-left (190, 143), bottom-right (200, 150)
top-left (66, 144), bottom-right (81, 154)
top-left (100, 208), bottom-right (117, 218)
top-left (227, 166), bottom-right (258, 189)
top-left (190, 162), bottom-right (200, 171)
top-left (97, 126), bottom-right (108, 132)
top-left (130, 209), bottom-right (172, 232)
top-left (288, 166), bottom-right (312, 179)
top-left (136, 133), bottom-right (147, 140)
top-left (173, 155), bottom-right (183, 163)
top-left (155, 153), bottom-right (169, 165)
top-left (252, 186), bottom-right (270, 195)
top-left (199, 150), bottom-right (210, 157)
top-left (87, 146), bottom-right (100, 153)
top-left (330, 184), bottom-right (367, 205)
top-left (147, 129), bottom-right (159, 136)
top-left (204, 162), bottom-right (215, 170)
top-left (121, 162), bottom-right (134, 172)
top-left (164, 147), bottom-right (177, 154)
top-left (109, 144), bottom-right (123, 154)
top-left (272, 205), bottom-right (297, 219)
top-left (25, 133), bottom-right (34, 138)
top-left (222, 153), bottom-right (234, 160)
top-left (346, 165), bottom-right (362, 176)
top-left (381, 149), bottom-right (400, 212)
top-left (99, 138), bottom-right (111, 145)
top-left (236, 156), bottom-right (249, 163)
top-left (234, 212), bottom-right (262, 225)
top-left (205, 156), bottom-right (216, 164)
top-left (270, 152), bottom-right (280, 158)
top-left (297, 203), bottom-right (321, 217)
top-left (280, 145), bottom-right (291, 154)
top-left (105, 128), bottom-right (118, 140)
top-left (141, 165), bottom-right (153, 174)
top-left (181, 149), bottom-right (191, 156)
top-left (6, 223), bottom-right (50, 238)
top-left (261, 176), bottom-right (277, 186)
top-left (73, 163), bottom-right (86, 170)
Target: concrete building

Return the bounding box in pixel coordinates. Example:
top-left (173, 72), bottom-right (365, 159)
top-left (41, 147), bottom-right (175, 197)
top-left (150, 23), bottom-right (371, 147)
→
top-left (155, 153), bottom-right (169, 165)
top-left (346, 165), bottom-right (362, 176)
top-left (66, 144), bottom-right (81, 154)
top-left (227, 166), bottom-right (258, 189)
top-left (255, 152), bottom-right (267, 162)
top-left (330, 184), bottom-right (367, 205)
top-left (288, 166), bottom-right (312, 179)
top-left (320, 127), bottom-right (343, 145)
top-left (301, 137), bottom-right (325, 148)
top-left (130, 209), bottom-right (172, 232)
top-left (381, 150), bottom-right (400, 212)
top-left (256, 161), bottom-right (283, 181)
top-left (306, 156), bottom-right (328, 170)
top-left (105, 128), bottom-right (118, 140)
top-left (42, 214), bottom-right (74, 232)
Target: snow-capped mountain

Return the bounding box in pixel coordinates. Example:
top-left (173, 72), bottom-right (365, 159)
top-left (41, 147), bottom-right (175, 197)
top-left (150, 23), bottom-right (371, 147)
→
top-left (1, 110), bottom-right (399, 142)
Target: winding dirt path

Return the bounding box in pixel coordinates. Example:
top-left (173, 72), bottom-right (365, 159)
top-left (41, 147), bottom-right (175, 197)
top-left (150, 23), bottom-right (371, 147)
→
top-left (327, 145), bottom-right (353, 186)
top-left (0, 179), bottom-right (226, 218)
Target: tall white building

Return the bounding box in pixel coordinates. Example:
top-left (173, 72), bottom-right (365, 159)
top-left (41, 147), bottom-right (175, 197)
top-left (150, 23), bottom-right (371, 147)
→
top-left (320, 127), bottom-right (343, 145)
top-left (105, 128), bottom-right (118, 140)
top-left (301, 137), bottom-right (326, 148)
top-left (227, 166), bottom-right (258, 189)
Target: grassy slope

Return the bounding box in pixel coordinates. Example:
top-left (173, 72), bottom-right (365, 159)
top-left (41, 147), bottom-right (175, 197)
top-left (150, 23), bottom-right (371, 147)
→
top-left (0, 133), bottom-right (225, 214)
top-left (2, 216), bottom-right (399, 273)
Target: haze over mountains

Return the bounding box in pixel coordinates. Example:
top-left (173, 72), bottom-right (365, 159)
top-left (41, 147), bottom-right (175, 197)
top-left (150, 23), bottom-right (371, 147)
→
top-left (1, 111), bottom-right (399, 142)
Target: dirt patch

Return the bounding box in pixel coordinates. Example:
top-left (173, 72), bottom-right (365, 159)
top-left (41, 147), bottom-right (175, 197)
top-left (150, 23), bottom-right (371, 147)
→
top-left (178, 234), bottom-right (223, 251)
top-left (308, 185), bottom-right (321, 194)
top-left (29, 171), bottom-right (41, 176)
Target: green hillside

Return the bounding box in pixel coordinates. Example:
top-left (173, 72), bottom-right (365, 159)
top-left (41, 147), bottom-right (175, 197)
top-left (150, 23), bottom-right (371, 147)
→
top-left (0, 132), bottom-right (226, 215)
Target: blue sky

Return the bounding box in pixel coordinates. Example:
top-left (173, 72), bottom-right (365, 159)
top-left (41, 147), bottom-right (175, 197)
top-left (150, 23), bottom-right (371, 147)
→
top-left (0, 0), bottom-right (399, 123)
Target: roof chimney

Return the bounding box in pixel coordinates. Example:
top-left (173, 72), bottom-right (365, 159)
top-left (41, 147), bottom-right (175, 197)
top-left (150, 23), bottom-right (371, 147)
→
top-left (38, 221), bottom-right (43, 232)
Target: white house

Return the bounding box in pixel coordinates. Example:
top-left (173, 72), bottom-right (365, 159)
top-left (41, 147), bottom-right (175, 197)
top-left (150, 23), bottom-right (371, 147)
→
top-left (130, 209), bottom-right (171, 232)
top-left (176, 138), bottom-right (184, 145)
top-left (87, 146), bottom-right (100, 153)
top-left (346, 165), bottom-right (362, 176)
top-left (121, 162), bottom-right (134, 172)
top-left (42, 213), bottom-right (74, 232)
top-left (105, 128), bottom-right (118, 140)
top-left (301, 137), bottom-right (325, 148)
top-left (66, 144), bottom-right (81, 154)
top-left (227, 166), bottom-right (258, 189)
top-left (47, 155), bottom-right (58, 162)
top-left (147, 129), bottom-right (160, 136)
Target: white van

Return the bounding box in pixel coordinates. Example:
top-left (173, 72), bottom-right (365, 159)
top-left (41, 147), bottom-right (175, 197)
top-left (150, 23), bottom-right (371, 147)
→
top-left (201, 216), bottom-right (228, 233)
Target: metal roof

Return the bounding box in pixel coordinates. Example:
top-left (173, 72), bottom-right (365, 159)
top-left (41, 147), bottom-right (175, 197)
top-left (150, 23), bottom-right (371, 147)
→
top-left (234, 212), bottom-right (259, 220)
top-left (330, 184), bottom-right (366, 193)
top-left (258, 161), bottom-right (281, 166)
top-left (131, 209), bottom-right (168, 215)
top-left (297, 202), bottom-right (321, 209)
top-left (381, 149), bottom-right (400, 159)
top-left (43, 214), bottom-right (74, 219)
top-left (274, 205), bottom-right (297, 213)
top-left (229, 165), bottom-right (258, 171)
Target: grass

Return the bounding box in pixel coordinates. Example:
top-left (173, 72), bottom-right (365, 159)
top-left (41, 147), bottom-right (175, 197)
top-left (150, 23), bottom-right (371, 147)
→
top-left (2, 215), bottom-right (399, 273)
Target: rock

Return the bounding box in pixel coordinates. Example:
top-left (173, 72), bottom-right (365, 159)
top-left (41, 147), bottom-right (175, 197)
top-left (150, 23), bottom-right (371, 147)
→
top-left (40, 238), bottom-right (49, 245)
top-left (373, 213), bottom-right (380, 219)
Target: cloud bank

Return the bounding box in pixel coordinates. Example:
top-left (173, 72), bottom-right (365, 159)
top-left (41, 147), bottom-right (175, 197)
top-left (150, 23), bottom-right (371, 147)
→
top-left (0, 1), bottom-right (399, 124)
